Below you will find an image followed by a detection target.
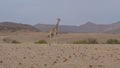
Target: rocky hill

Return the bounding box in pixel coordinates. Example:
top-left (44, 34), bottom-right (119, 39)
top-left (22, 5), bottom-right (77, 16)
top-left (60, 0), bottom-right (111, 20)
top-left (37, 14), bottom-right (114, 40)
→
top-left (0, 22), bottom-right (40, 32)
top-left (34, 24), bottom-right (80, 33)
top-left (1, 21), bottom-right (120, 34)
top-left (35, 21), bottom-right (120, 34)
top-left (79, 21), bottom-right (120, 34)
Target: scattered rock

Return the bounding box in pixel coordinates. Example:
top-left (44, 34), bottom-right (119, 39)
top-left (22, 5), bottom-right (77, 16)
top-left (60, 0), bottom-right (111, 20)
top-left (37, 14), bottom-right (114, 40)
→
top-left (69, 56), bottom-right (71, 58)
top-left (19, 62), bottom-right (22, 65)
top-left (23, 57), bottom-right (26, 59)
top-left (44, 64), bottom-right (47, 66)
top-left (52, 61), bottom-right (57, 65)
top-left (0, 61), bottom-right (3, 63)
top-left (89, 65), bottom-right (92, 68)
top-left (63, 58), bottom-right (68, 62)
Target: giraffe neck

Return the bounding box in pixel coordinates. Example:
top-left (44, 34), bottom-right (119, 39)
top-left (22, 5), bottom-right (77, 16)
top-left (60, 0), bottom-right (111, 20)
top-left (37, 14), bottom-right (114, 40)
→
top-left (48, 18), bottom-right (61, 41)
top-left (55, 21), bottom-right (59, 29)
top-left (55, 19), bottom-right (60, 30)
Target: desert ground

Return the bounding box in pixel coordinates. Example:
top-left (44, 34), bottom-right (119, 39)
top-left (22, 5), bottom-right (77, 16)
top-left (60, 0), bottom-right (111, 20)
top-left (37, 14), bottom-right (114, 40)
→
top-left (0, 32), bottom-right (120, 68)
top-left (0, 32), bottom-right (120, 44)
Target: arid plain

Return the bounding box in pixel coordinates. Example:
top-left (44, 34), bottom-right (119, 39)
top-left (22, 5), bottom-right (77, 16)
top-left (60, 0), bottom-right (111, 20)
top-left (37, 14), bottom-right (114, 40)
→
top-left (0, 32), bottom-right (120, 68)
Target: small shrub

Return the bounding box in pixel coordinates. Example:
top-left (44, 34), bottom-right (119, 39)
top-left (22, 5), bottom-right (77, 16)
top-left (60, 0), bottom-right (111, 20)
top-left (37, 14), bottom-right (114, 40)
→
top-left (2, 38), bottom-right (10, 43)
top-left (72, 38), bottom-right (98, 44)
top-left (11, 40), bottom-right (21, 44)
top-left (2, 38), bottom-right (21, 44)
top-left (72, 40), bottom-right (88, 44)
top-left (106, 39), bottom-right (120, 44)
top-left (87, 38), bottom-right (98, 44)
top-left (35, 40), bottom-right (47, 44)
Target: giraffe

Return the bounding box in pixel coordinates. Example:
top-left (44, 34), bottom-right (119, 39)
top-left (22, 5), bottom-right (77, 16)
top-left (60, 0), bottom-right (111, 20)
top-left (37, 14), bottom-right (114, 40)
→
top-left (48, 18), bottom-right (61, 45)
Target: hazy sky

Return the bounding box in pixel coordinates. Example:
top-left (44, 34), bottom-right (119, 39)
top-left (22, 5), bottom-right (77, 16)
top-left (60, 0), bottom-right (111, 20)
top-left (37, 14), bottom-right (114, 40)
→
top-left (0, 0), bottom-right (120, 25)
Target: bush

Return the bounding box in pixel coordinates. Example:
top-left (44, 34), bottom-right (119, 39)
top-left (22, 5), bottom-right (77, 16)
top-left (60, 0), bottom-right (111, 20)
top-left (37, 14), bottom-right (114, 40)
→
top-left (2, 38), bottom-right (10, 43)
top-left (35, 40), bottom-right (47, 44)
top-left (11, 40), bottom-right (21, 44)
top-left (106, 39), bottom-right (120, 44)
top-left (72, 38), bottom-right (98, 44)
top-left (72, 40), bottom-right (88, 44)
top-left (2, 38), bottom-right (21, 44)
top-left (87, 38), bottom-right (98, 44)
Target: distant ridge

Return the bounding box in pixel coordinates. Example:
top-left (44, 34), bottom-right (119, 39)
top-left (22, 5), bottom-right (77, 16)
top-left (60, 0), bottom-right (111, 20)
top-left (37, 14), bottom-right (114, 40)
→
top-left (79, 21), bottom-right (120, 34)
top-left (0, 21), bottom-right (120, 34)
top-left (79, 22), bottom-right (109, 33)
top-left (35, 21), bottom-right (120, 34)
top-left (0, 22), bottom-right (40, 32)
top-left (34, 24), bottom-right (80, 33)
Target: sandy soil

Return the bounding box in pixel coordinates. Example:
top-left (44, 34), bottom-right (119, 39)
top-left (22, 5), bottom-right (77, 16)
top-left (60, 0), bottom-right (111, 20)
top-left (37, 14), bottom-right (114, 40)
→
top-left (0, 32), bottom-right (120, 68)
top-left (0, 44), bottom-right (120, 68)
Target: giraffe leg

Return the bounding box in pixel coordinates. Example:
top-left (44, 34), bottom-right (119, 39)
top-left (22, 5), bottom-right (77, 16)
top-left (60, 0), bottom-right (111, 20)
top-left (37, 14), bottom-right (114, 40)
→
top-left (56, 35), bottom-right (58, 44)
top-left (52, 36), bottom-right (55, 44)
top-left (54, 36), bottom-right (56, 44)
top-left (48, 38), bottom-right (50, 45)
top-left (52, 36), bottom-right (56, 45)
top-left (49, 35), bottom-right (52, 45)
top-left (54, 35), bottom-right (57, 44)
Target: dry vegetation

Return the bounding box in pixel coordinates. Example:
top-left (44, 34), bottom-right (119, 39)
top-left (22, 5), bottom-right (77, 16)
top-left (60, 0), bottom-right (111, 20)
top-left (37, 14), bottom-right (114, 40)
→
top-left (0, 32), bottom-right (120, 68)
top-left (1, 32), bottom-right (120, 44)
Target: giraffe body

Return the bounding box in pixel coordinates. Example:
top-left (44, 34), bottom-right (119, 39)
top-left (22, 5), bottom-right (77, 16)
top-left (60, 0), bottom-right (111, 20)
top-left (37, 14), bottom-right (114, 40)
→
top-left (48, 18), bottom-right (61, 45)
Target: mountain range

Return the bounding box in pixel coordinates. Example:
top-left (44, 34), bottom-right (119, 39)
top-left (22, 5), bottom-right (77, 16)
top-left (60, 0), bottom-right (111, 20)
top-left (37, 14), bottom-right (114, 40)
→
top-left (0, 22), bottom-right (40, 32)
top-left (34, 24), bottom-right (80, 33)
top-left (0, 21), bottom-right (120, 34)
top-left (35, 21), bottom-right (120, 34)
top-left (79, 21), bottom-right (120, 33)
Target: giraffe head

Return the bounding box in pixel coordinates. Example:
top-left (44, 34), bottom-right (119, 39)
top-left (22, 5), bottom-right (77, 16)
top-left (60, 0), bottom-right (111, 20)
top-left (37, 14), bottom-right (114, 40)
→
top-left (57, 18), bottom-right (61, 22)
